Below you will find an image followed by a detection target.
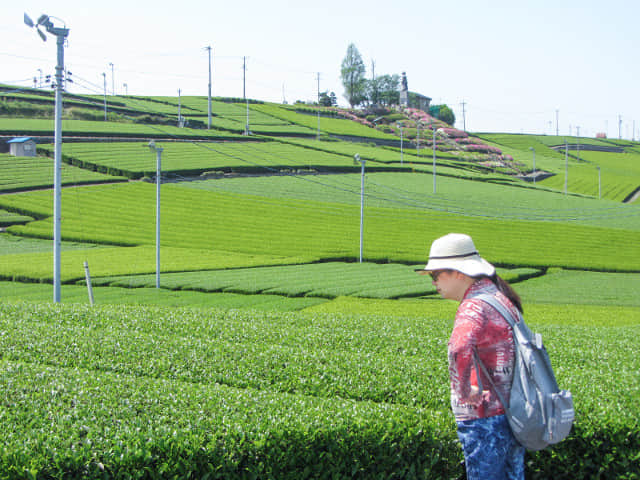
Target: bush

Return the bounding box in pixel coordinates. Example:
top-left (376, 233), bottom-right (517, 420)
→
top-left (385, 113), bottom-right (406, 122)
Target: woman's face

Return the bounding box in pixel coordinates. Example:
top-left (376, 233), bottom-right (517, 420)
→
top-left (430, 269), bottom-right (471, 301)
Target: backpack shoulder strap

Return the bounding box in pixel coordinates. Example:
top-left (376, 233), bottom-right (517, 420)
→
top-left (472, 293), bottom-right (521, 327)
top-left (470, 293), bottom-right (520, 415)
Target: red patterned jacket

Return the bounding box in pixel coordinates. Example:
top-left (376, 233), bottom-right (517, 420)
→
top-left (448, 278), bottom-right (517, 421)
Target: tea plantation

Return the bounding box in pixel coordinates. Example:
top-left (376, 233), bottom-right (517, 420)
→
top-left (1, 87), bottom-right (639, 478)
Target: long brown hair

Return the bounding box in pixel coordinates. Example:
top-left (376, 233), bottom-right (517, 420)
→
top-left (476, 273), bottom-right (523, 313)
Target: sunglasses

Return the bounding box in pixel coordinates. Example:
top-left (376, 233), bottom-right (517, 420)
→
top-left (429, 270), bottom-right (450, 281)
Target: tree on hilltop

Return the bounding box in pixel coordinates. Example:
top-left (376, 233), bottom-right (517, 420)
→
top-left (341, 44), bottom-right (367, 108)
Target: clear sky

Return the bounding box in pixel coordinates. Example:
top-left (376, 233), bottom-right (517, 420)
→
top-left (2, 0), bottom-right (639, 137)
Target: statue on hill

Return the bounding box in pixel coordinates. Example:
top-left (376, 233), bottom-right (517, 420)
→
top-left (400, 72), bottom-right (409, 107)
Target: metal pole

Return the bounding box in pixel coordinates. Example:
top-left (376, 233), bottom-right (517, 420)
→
top-left (245, 98), bottom-right (250, 135)
top-left (576, 126), bottom-right (580, 162)
top-left (564, 139), bottom-right (568, 194)
top-left (109, 62), bottom-right (115, 95)
top-left (178, 88), bottom-right (182, 127)
top-left (399, 125), bottom-right (403, 165)
top-left (53, 32), bottom-right (65, 303)
top-left (206, 46), bottom-right (212, 129)
top-left (83, 261), bottom-right (95, 306)
top-left (529, 147), bottom-right (536, 184)
top-left (619, 115), bottom-right (622, 140)
top-left (354, 154), bottom-right (365, 263)
top-left (155, 147), bottom-right (162, 288)
top-left (359, 157), bottom-right (365, 263)
top-left (102, 72), bottom-right (107, 120)
top-left (316, 72), bottom-right (320, 140)
top-left (433, 126), bottom-right (437, 194)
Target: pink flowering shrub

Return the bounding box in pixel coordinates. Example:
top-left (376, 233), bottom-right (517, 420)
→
top-left (335, 109), bottom-right (375, 128)
top-left (464, 144), bottom-right (503, 154)
top-left (438, 127), bottom-right (468, 139)
top-left (404, 108), bottom-right (438, 125)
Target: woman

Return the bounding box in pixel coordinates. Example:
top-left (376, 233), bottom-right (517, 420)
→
top-left (417, 233), bottom-right (525, 480)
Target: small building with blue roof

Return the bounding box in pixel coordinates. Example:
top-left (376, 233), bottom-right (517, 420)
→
top-left (7, 137), bottom-right (37, 157)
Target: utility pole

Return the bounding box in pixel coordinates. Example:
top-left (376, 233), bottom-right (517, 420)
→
top-left (243, 56), bottom-right (246, 100)
top-left (564, 139), bottom-right (569, 194)
top-left (123, 83), bottom-right (128, 95)
top-left (178, 88), bottom-right (182, 127)
top-left (576, 126), bottom-right (580, 162)
top-left (398, 124), bottom-right (404, 165)
top-left (243, 57), bottom-right (250, 136)
top-left (460, 100), bottom-right (467, 132)
top-left (556, 109), bottom-right (559, 136)
top-left (633, 120), bottom-right (636, 142)
top-left (316, 72), bottom-right (321, 140)
top-left (432, 125), bottom-right (437, 194)
top-left (371, 59), bottom-right (376, 104)
top-left (147, 141), bottom-right (163, 289)
top-left (102, 72), bottom-right (107, 120)
top-left (354, 154), bottom-right (365, 263)
top-left (619, 115), bottom-right (622, 140)
top-left (24, 13), bottom-right (70, 303)
top-left (109, 62), bottom-right (115, 95)
top-left (529, 147), bottom-right (536, 185)
top-left (282, 82), bottom-right (286, 104)
top-left (205, 46), bottom-right (212, 129)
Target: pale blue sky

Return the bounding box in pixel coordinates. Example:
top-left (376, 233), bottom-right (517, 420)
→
top-left (2, 0), bottom-right (639, 137)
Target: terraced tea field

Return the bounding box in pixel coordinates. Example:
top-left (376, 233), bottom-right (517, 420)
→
top-left (2, 182), bottom-right (640, 271)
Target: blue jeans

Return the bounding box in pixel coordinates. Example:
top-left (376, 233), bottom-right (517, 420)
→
top-left (456, 414), bottom-right (525, 480)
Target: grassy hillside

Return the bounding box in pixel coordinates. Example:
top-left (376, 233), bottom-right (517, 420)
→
top-left (1, 182), bottom-right (639, 272)
top-left (1, 84), bottom-right (640, 479)
top-left (0, 152), bottom-right (126, 193)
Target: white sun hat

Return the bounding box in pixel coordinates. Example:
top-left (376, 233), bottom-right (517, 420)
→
top-left (416, 233), bottom-right (495, 277)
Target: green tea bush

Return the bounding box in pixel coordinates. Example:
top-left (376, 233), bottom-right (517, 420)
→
top-left (0, 302), bottom-right (637, 478)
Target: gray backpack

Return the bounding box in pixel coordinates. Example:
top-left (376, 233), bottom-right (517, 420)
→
top-left (472, 294), bottom-right (575, 451)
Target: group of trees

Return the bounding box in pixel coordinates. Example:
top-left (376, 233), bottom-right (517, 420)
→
top-left (339, 43), bottom-right (455, 126)
top-left (340, 44), bottom-right (399, 108)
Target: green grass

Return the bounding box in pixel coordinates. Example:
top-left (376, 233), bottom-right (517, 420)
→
top-left (0, 245), bottom-right (314, 283)
top-left (177, 172), bottom-right (640, 230)
top-left (0, 210), bottom-right (32, 226)
top-left (515, 269), bottom-right (640, 307)
top-left (536, 150), bottom-right (640, 202)
top-left (0, 118), bottom-right (244, 140)
top-left (0, 282), bottom-right (326, 311)
top-left (2, 182), bottom-right (640, 272)
top-left (0, 301), bottom-right (637, 478)
top-left (477, 134), bottom-right (640, 201)
top-left (38, 140), bottom-right (394, 178)
top-left (86, 264), bottom-right (537, 300)
top-left (303, 296), bottom-right (640, 326)
top-left (278, 137), bottom-right (458, 162)
top-left (0, 152), bottom-right (126, 193)
top-left (0, 232), bottom-right (96, 254)
top-left (252, 103), bottom-right (399, 140)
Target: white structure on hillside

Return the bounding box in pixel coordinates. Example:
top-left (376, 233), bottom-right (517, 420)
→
top-left (399, 72), bottom-right (432, 111)
top-left (400, 72), bottom-right (409, 107)
top-left (7, 137), bottom-right (37, 157)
